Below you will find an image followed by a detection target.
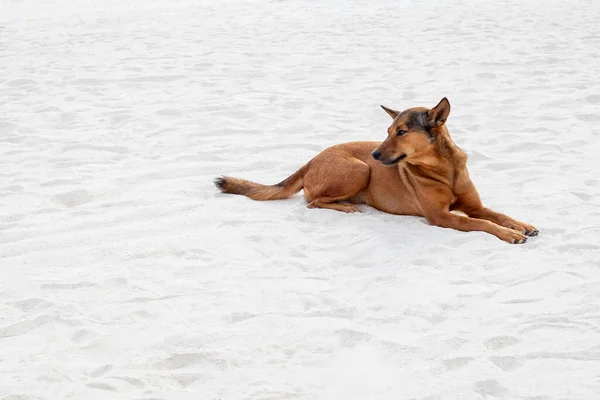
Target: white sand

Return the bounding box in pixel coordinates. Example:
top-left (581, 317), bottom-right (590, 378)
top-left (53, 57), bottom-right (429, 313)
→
top-left (2, 0), bottom-right (600, 398)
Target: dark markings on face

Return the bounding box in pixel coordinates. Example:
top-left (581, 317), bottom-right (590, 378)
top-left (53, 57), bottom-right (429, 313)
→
top-left (396, 110), bottom-right (434, 141)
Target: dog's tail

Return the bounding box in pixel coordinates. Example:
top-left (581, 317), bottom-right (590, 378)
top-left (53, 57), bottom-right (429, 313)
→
top-left (215, 163), bottom-right (308, 201)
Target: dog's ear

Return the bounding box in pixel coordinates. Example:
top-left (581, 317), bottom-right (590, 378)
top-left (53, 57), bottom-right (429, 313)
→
top-left (380, 105), bottom-right (399, 119)
top-left (426, 97), bottom-right (451, 127)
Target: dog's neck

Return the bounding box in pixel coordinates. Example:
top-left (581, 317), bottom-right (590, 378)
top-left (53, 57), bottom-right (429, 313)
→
top-left (434, 126), bottom-right (467, 167)
top-left (404, 126), bottom-right (467, 186)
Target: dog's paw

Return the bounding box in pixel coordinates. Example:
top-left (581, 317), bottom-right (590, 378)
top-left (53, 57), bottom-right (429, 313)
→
top-left (499, 228), bottom-right (528, 244)
top-left (520, 225), bottom-right (539, 237)
top-left (340, 204), bottom-right (362, 213)
top-left (510, 221), bottom-right (539, 237)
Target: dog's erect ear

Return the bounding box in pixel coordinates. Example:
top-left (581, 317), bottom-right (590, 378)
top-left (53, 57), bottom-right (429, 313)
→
top-left (380, 105), bottom-right (400, 119)
top-left (426, 97), bottom-right (451, 128)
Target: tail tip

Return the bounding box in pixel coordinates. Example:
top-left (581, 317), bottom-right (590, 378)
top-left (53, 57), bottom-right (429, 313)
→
top-left (214, 176), bottom-right (227, 192)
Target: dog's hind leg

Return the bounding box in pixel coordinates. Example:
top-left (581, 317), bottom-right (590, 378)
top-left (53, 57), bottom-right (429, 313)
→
top-left (303, 151), bottom-right (370, 213)
top-left (307, 197), bottom-right (362, 213)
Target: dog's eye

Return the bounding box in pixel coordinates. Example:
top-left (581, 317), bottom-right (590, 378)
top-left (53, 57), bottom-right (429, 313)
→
top-left (396, 130), bottom-right (407, 136)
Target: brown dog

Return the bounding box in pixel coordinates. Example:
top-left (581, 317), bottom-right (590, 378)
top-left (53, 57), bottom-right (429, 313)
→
top-left (215, 98), bottom-right (538, 243)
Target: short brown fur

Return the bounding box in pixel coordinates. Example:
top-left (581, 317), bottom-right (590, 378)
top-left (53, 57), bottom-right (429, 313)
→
top-left (215, 98), bottom-right (538, 244)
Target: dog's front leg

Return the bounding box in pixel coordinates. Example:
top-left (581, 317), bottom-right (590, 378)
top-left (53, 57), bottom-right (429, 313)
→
top-left (426, 211), bottom-right (528, 244)
top-left (418, 186), bottom-right (528, 243)
top-left (453, 185), bottom-right (539, 237)
top-left (464, 207), bottom-right (538, 237)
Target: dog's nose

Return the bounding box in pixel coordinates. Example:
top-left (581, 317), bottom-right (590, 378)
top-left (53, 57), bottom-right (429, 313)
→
top-left (371, 150), bottom-right (381, 160)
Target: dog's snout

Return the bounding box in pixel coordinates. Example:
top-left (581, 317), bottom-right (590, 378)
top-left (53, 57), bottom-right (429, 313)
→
top-left (371, 150), bottom-right (381, 160)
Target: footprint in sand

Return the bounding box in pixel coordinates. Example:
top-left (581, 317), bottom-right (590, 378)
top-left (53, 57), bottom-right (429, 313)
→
top-left (484, 335), bottom-right (520, 351)
top-left (442, 356), bottom-right (474, 370)
top-left (154, 108), bottom-right (182, 117)
top-left (584, 94), bottom-right (600, 104)
top-left (489, 356), bottom-right (522, 372)
top-left (11, 298), bottom-right (54, 312)
top-left (156, 352), bottom-right (227, 370)
top-left (41, 281), bottom-right (98, 290)
top-left (173, 373), bottom-right (204, 387)
top-left (473, 379), bottom-right (509, 397)
top-left (54, 189), bottom-right (94, 207)
top-left (575, 113), bottom-right (600, 122)
top-left (87, 365), bottom-right (114, 378)
top-left (71, 328), bottom-right (101, 345)
top-left (85, 382), bottom-right (117, 392)
top-left (111, 376), bottom-right (145, 388)
top-left (0, 315), bottom-right (57, 338)
top-left (6, 78), bottom-right (38, 87)
top-left (335, 328), bottom-right (372, 348)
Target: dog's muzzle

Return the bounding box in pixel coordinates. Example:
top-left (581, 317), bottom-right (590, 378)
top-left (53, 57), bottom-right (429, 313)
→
top-left (379, 154), bottom-right (407, 166)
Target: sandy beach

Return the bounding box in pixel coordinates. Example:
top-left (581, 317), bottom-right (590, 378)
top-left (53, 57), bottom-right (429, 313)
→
top-left (1, 0), bottom-right (600, 398)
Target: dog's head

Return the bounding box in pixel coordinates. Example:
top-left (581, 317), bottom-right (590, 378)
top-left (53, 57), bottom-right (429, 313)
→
top-left (371, 97), bottom-right (450, 165)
